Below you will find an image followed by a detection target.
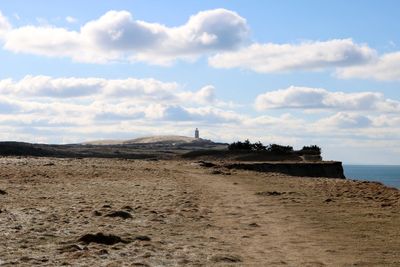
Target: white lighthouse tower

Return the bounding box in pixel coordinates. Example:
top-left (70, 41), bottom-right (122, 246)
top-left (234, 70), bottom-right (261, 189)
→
top-left (194, 128), bottom-right (199, 139)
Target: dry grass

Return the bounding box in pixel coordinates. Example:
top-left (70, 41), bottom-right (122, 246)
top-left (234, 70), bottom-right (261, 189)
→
top-left (0, 157), bottom-right (399, 266)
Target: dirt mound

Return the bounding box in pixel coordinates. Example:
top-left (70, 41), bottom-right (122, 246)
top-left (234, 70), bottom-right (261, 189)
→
top-left (78, 233), bottom-right (129, 245)
top-left (105, 210), bottom-right (133, 219)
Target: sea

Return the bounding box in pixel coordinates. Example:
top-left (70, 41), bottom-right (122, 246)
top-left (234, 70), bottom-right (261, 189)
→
top-left (343, 165), bottom-right (400, 189)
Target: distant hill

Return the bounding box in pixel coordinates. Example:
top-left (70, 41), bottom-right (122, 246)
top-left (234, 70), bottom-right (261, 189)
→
top-left (83, 135), bottom-right (214, 145)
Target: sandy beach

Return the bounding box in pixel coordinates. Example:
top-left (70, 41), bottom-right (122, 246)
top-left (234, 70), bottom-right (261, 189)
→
top-left (0, 157), bottom-right (399, 266)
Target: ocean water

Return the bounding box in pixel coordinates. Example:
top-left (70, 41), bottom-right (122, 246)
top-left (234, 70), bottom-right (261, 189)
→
top-left (344, 165), bottom-right (400, 189)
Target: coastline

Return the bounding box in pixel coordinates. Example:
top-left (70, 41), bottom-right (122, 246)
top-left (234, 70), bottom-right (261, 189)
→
top-left (344, 164), bottom-right (400, 189)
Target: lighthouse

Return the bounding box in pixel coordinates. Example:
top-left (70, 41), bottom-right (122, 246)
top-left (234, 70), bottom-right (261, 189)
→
top-left (194, 128), bottom-right (199, 139)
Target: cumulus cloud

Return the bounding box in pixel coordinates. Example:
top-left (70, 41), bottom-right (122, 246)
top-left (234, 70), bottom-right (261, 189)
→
top-left (209, 39), bottom-right (376, 73)
top-left (0, 75), bottom-right (178, 99)
top-left (3, 9), bottom-right (249, 64)
top-left (0, 75), bottom-right (225, 110)
top-left (65, 16), bottom-right (78, 24)
top-left (337, 52), bottom-right (400, 81)
top-left (317, 112), bottom-right (372, 128)
top-left (255, 86), bottom-right (400, 112)
top-left (0, 75), bottom-right (240, 129)
top-left (0, 11), bottom-right (11, 39)
top-left (179, 85), bottom-right (216, 104)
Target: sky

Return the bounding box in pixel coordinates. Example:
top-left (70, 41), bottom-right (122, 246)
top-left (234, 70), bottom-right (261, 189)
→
top-left (0, 0), bottom-right (399, 164)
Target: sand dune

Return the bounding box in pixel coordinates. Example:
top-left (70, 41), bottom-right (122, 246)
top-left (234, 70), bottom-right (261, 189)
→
top-left (83, 135), bottom-right (213, 145)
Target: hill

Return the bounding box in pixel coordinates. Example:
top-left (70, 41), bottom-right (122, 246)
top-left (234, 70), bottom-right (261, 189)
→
top-left (83, 135), bottom-right (214, 146)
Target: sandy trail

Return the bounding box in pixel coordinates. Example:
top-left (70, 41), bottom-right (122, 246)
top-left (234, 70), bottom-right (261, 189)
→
top-left (0, 157), bottom-right (399, 266)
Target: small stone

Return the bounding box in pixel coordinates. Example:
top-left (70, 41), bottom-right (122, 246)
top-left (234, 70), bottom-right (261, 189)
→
top-left (211, 254), bottom-right (242, 263)
top-left (134, 235), bottom-right (151, 241)
top-left (93, 210), bottom-right (102, 216)
top-left (98, 249), bottom-right (109, 255)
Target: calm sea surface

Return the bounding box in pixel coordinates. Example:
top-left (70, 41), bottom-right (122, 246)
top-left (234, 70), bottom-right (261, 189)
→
top-left (343, 165), bottom-right (400, 189)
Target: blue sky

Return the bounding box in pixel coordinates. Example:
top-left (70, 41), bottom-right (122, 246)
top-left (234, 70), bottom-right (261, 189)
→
top-left (0, 1), bottom-right (399, 164)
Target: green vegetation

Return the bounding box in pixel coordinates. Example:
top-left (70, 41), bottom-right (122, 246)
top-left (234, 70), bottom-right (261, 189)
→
top-left (300, 145), bottom-right (322, 155)
top-left (228, 140), bottom-right (321, 155)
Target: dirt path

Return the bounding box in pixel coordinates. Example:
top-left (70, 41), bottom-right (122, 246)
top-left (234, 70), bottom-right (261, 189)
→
top-left (185, 168), bottom-right (331, 266)
top-left (182, 162), bottom-right (399, 266)
top-left (0, 157), bottom-right (399, 266)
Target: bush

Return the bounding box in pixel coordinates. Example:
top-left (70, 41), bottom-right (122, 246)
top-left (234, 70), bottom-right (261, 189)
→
top-left (252, 141), bottom-right (266, 151)
top-left (228, 140), bottom-right (322, 156)
top-left (228, 139), bottom-right (253, 151)
top-left (266, 144), bottom-right (294, 154)
top-left (228, 140), bottom-right (266, 151)
top-left (300, 145), bottom-right (321, 155)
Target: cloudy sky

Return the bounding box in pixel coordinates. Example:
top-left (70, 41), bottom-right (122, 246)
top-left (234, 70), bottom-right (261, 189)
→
top-left (0, 0), bottom-right (399, 164)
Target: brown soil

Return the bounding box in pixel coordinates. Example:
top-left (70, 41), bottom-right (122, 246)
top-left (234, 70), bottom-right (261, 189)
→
top-left (0, 157), bottom-right (399, 266)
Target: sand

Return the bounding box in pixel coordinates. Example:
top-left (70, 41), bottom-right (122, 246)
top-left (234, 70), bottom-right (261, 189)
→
top-left (0, 157), bottom-right (399, 266)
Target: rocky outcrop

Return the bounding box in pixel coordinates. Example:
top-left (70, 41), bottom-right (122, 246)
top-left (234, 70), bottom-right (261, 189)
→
top-left (225, 162), bottom-right (345, 179)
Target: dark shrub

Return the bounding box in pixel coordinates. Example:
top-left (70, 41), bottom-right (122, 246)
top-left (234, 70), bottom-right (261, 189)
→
top-left (251, 141), bottom-right (266, 151)
top-left (301, 145), bottom-right (321, 155)
top-left (228, 139), bottom-right (253, 151)
top-left (266, 144), bottom-right (293, 154)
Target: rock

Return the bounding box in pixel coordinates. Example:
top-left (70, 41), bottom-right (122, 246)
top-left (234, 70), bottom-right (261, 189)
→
top-left (211, 170), bottom-right (222, 175)
top-left (58, 244), bottom-right (86, 253)
top-left (93, 210), bottom-right (102, 216)
top-left (98, 249), bottom-right (109, 255)
top-left (197, 161), bottom-right (216, 168)
top-left (134, 235), bottom-right (151, 241)
top-left (78, 233), bottom-right (129, 245)
top-left (121, 205), bottom-right (134, 211)
top-left (132, 263), bottom-right (150, 266)
top-left (248, 223), bottom-right (260, 227)
top-left (0, 189), bottom-right (7, 195)
top-left (105, 210), bottom-right (133, 219)
top-left (102, 204), bottom-right (112, 209)
top-left (325, 198), bottom-right (333, 203)
top-left (211, 254), bottom-right (242, 263)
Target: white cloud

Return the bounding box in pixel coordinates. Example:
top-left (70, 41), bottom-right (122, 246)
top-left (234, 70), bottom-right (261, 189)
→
top-left (179, 85), bottom-right (216, 104)
top-left (317, 112), bottom-right (372, 129)
top-left (0, 76), bottom-right (226, 111)
top-left (337, 52), bottom-right (400, 81)
top-left (0, 75), bottom-right (178, 99)
top-left (0, 11), bottom-right (11, 39)
top-left (3, 9), bottom-right (249, 64)
top-left (209, 39), bottom-right (375, 73)
top-left (255, 86), bottom-right (400, 112)
top-left (66, 16), bottom-right (78, 24)
top-left (0, 75), bottom-right (240, 127)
